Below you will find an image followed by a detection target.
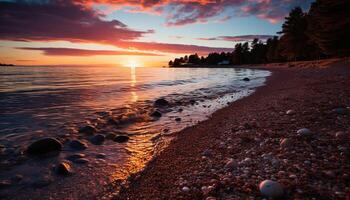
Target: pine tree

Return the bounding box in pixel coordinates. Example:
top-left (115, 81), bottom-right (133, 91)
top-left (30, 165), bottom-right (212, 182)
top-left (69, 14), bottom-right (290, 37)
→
top-left (307, 0), bottom-right (350, 56)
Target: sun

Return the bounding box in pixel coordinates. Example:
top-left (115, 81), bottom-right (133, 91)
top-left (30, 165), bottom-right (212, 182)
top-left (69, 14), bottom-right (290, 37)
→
top-left (124, 60), bottom-right (141, 68)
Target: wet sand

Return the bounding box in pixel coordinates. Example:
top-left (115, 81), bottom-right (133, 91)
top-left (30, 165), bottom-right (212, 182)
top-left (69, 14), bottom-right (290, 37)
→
top-left (115, 58), bottom-right (350, 199)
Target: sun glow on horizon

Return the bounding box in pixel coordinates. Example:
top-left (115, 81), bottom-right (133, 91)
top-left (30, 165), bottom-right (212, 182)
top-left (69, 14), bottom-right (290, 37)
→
top-left (124, 60), bottom-right (142, 68)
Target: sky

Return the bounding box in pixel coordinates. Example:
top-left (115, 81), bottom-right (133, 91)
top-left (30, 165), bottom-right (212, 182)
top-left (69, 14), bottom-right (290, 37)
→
top-left (0, 0), bottom-right (314, 67)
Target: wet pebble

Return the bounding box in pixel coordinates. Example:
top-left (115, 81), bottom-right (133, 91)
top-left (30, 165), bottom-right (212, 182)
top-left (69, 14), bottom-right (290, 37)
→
top-left (27, 137), bottom-right (62, 155)
top-left (154, 98), bottom-right (169, 107)
top-left (66, 153), bottom-right (85, 161)
top-left (90, 134), bottom-right (105, 145)
top-left (56, 161), bottom-right (72, 175)
top-left (150, 110), bottom-right (162, 118)
top-left (114, 135), bottom-right (129, 143)
top-left (259, 180), bottom-right (284, 198)
top-left (243, 77), bottom-right (250, 81)
top-left (69, 140), bottom-right (88, 150)
top-left (96, 153), bottom-right (106, 158)
top-left (175, 117), bottom-right (182, 122)
top-left (74, 158), bottom-right (89, 164)
top-left (79, 125), bottom-right (97, 135)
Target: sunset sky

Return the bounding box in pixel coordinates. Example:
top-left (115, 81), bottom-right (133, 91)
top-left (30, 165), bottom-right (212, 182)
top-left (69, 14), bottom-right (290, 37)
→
top-left (0, 0), bottom-right (314, 67)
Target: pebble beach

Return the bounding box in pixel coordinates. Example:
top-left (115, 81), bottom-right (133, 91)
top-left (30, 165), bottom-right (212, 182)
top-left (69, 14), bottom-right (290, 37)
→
top-left (116, 58), bottom-right (350, 199)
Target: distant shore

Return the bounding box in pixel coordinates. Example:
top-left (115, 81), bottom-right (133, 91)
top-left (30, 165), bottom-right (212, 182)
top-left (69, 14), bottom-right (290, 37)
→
top-left (115, 58), bottom-right (350, 199)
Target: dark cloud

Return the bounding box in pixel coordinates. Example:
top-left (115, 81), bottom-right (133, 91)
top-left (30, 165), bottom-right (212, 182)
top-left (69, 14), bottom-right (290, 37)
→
top-left (198, 35), bottom-right (276, 42)
top-left (0, 1), bottom-right (148, 43)
top-left (17, 47), bottom-right (163, 56)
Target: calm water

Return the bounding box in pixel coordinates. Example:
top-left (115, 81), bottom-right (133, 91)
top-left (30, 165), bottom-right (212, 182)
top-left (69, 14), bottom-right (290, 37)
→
top-left (0, 66), bottom-right (270, 199)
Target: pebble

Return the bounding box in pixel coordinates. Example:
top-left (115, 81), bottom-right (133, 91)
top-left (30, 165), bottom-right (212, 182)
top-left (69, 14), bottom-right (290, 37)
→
top-left (332, 107), bottom-right (348, 115)
top-left (280, 138), bottom-right (293, 149)
top-left (73, 158), bottom-right (89, 164)
top-left (27, 137), bottom-right (62, 155)
top-left (335, 131), bottom-right (347, 139)
top-left (79, 125), bottom-right (97, 135)
top-left (259, 180), bottom-right (284, 198)
top-left (0, 180), bottom-right (11, 189)
top-left (150, 110), bottom-right (162, 118)
top-left (56, 161), bottom-right (72, 175)
top-left (225, 159), bottom-right (237, 170)
top-left (96, 153), bottom-right (106, 158)
top-left (182, 186), bottom-right (190, 192)
top-left (175, 117), bottom-right (182, 122)
top-left (286, 109), bottom-right (295, 115)
top-left (66, 153), bottom-right (86, 161)
top-left (297, 128), bottom-right (312, 137)
top-left (243, 77), bottom-right (250, 81)
top-left (90, 134), bottom-right (105, 145)
top-left (69, 140), bottom-right (88, 150)
top-left (114, 135), bottom-right (130, 143)
top-left (154, 98), bottom-right (169, 107)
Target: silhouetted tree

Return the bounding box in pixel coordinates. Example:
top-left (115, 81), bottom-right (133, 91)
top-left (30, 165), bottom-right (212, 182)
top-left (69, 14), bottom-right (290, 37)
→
top-left (278, 7), bottom-right (310, 61)
top-left (307, 0), bottom-right (350, 57)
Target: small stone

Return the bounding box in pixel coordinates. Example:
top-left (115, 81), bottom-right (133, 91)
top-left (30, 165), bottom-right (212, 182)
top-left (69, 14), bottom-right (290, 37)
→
top-left (243, 77), bottom-right (250, 81)
top-left (154, 98), bottom-right (169, 107)
top-left (150, 110), bottom-right (162, 118)
top-left (66, 153), bottom-right (85, 161)
top-left (280, 138), bottom-right (293, 149)
top-left (69, 140), bottom-right (88, 150)
top-left (259, 180), bottom-right (284, 198)
top-left (175, 117), bottom-right (181, 122)
top-left (286, 109), bottom-right (295, 115)
top-left (114, 135), bottom-right (129, 143)
top-left (335, 131), bottom-right (347, 139)
top-left (332, 107), bottom-right (348, 115)
top-left (96, 153), bottom-right (106, 158)
top-left (56, 161), bottom-right (72, 175)
top-left (79, 125), bottom-right (97, 135)
top-left (297, 128), bottom-right (312, 137)
top-left (182, 186), bottom-right (190, 192)
top-left (27, 137), bottom-right (62, 155)
top-left (73, 158), bottom-right (89, 164)
top-left (90, 134), bottom-right (105, 145)
top-left (225, 159), bottom-right (237, 170)
top-left (0, 180), bottom-right (11, 189)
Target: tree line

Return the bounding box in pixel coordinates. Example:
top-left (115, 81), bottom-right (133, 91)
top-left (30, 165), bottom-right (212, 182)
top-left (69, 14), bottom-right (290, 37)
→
top-left (169, 0), bottom-right (350, 67)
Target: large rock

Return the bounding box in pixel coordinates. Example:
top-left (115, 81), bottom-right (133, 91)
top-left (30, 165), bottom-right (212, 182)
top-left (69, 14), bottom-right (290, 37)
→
top-left (69, 140), bottom-right (88, 150)
top-left (154, 98), bottom-right (169, 107)
top-left (78, 125), bottom-right (97, 135)
top-left (27, 138), bottom-right (62, 155)
top-left (90, 134), bottom-right (105, 145)
top-left (259, 180), bottom-right (284, 198)
top-left (114, 135), bottom-right (129, 143)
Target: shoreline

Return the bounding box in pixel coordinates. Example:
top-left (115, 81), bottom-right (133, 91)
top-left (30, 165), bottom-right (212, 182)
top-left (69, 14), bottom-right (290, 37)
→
top-left (115, 58), bottom-right (350, 199)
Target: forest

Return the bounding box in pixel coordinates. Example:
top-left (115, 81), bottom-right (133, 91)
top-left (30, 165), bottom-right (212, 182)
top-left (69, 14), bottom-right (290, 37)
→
top-left (169, 0), bottom-right (350, 67)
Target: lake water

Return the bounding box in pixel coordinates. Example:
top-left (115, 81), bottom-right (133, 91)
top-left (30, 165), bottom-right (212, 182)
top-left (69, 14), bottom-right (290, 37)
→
top-left (0, 66), bottom-right (270, 199)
